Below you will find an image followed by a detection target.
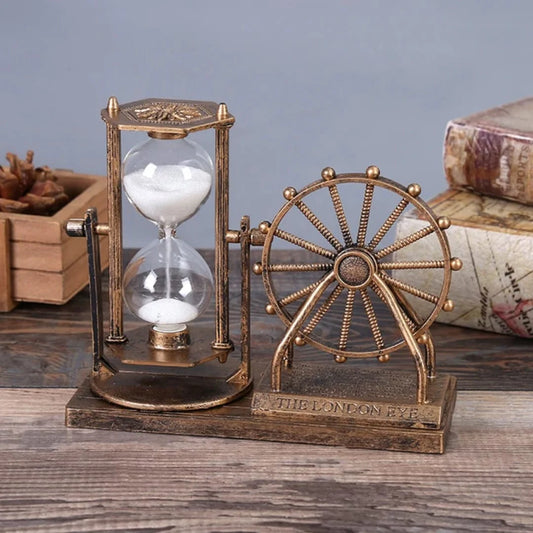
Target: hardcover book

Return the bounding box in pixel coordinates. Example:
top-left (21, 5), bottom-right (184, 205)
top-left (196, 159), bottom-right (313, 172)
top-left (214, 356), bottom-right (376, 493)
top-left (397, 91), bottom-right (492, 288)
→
top-left (393, 189), bottom-right (533, 337)
top-left (444, 97), bottom-right (533, 205)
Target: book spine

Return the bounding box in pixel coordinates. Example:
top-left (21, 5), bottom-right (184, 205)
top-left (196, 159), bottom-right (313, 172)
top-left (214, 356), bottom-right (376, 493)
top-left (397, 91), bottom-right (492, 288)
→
top-left (394, 210), bottom-right (533, 338)
top-left (443, 120), bottom-right (533, 205)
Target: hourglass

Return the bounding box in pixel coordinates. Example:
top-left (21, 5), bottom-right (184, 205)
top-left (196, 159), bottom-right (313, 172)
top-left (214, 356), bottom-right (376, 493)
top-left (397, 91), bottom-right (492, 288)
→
top-left (122, 135), bottom-right (214, 347)
top-left (67, 97), bottom-right (252, 410)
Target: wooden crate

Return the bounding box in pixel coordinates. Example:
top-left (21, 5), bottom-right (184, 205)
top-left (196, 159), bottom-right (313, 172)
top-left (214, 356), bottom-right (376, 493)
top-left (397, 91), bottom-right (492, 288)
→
top-left (0, 170), bottom-right (108, 311)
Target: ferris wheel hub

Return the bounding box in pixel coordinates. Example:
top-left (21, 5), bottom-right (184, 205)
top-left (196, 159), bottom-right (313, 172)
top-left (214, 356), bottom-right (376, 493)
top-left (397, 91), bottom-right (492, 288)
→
top-left (334, 247), bottom-right (377, 290)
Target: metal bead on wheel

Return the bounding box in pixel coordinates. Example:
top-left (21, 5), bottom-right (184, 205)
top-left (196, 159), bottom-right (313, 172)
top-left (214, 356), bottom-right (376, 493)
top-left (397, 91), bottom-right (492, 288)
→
top-left (256, 165), bottom-right (461, 403)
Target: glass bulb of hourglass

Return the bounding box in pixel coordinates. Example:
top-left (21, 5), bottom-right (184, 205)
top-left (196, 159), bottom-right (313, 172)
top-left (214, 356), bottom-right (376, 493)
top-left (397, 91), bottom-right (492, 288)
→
top-left (122, 136), bottom-right (213, 227)
top-left (122, 136), bottom-right (214, 332)
top-left (123, 235), bottom-right (213, 332)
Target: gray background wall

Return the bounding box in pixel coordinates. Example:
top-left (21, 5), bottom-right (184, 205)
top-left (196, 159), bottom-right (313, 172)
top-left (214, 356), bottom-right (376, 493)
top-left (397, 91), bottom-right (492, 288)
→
top-left (0, 0), bottom-right (531, 249)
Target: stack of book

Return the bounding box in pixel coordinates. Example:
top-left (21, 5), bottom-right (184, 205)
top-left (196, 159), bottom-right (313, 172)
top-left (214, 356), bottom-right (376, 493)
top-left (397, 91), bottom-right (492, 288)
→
top-left (394, 98), bottom-right (533, 337)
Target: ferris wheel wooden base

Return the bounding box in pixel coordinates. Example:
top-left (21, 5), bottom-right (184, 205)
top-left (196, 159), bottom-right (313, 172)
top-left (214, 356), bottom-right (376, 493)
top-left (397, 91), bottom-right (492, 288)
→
top-left (251, 364), bottom-right (457, 453)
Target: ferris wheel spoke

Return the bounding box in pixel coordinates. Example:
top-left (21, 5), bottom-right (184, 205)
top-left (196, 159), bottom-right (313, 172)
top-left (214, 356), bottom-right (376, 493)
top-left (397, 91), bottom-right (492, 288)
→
top-left (360, 287), bottom-right (385, 352)
top-left (268, 263), bottom-right (333, 273)
top-left (379, 260), bottom-right (446, 270)
top-left (274, 228), bottom-right (336, 259)
top-left (374, 224), bottom-right (436, 260)
top-left (367, 198), bottom-right (409, 251)
top-left (338, 289), bottom-right (356, 351)
top-left (303, 284), bottom-right (344, 336)
top-left (278, 278), bottom-right (324, 307)
top-left (328, 183), bottom-right (353, 247)
top-left (295, 199), bottom-right (344, 252)
top-left (356, 183), bottom-right (375, 247)
top-left (379, 272), bottom-right (439, 305)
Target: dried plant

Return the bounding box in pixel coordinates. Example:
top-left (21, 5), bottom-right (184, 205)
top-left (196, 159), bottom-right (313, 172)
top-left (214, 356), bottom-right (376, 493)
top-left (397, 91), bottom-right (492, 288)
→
top-left (0, 151), bottom-right (69, 215)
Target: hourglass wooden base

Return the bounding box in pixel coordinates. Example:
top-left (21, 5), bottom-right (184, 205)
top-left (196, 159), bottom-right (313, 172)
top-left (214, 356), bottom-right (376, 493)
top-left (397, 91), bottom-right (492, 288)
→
top-left (90, 325), bottom-right (252, 411)
top-left (91, 369), bottom-right (252, 411)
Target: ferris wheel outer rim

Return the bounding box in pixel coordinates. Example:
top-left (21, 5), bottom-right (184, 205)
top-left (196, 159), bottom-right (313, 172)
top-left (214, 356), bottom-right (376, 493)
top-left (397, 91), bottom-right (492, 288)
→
top-left (260, 172), bottom-right (453, 359)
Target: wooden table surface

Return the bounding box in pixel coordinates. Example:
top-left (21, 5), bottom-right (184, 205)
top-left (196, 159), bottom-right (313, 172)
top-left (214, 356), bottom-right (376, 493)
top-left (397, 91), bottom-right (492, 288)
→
top-left (0, 250), bottom-right (532, 532)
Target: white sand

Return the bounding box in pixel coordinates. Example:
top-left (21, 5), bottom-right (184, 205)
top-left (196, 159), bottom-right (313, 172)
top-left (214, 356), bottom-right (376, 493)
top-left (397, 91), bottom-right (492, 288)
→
top-left (137, 298), bottom-right (199, 327)
top-left (124, 164), bottom-right (211, 226)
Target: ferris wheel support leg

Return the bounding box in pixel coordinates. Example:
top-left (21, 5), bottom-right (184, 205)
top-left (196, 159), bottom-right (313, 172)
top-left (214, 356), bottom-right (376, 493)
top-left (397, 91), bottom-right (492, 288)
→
top-left (372, 275), bottom-right (428, 404)
top-left (271, 271), bottom-right (336, 392)
top-left (424, 334), bottom-right (436, 380)
top-left (391, 287), bottom-right (437, 380)
top-left (283, 342), bottom-right (294, 369)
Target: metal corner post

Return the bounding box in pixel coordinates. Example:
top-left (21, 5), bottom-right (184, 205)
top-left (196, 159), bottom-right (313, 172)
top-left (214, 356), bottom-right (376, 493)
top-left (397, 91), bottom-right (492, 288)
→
top-left (106, 122), bottom-right (126, 342)
top-left (212, 122), bottom-right (233, 350)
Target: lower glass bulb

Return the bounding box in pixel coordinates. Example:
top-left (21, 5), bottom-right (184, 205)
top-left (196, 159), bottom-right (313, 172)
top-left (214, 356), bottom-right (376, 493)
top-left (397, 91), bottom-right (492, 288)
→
top-left (123, 234), bottom-right (213, 332)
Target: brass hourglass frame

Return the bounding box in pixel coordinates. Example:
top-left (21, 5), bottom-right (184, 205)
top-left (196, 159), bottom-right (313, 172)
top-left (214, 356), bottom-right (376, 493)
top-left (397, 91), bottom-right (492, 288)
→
top-left (67, 97), bottom-right (252, 411)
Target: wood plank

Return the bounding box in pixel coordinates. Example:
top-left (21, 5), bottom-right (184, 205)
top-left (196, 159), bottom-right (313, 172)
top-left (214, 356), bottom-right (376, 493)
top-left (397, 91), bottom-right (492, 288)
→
top-left (11, 238), bottom-right (83, 272)
top-left (10, 223), bottom-right (107, 272)
top-left (0, 388), bottom-right (532, 531)
top-left (0, 218), bottom-right (15, 312)
top-left (12, 236), bottom-right (109, 304)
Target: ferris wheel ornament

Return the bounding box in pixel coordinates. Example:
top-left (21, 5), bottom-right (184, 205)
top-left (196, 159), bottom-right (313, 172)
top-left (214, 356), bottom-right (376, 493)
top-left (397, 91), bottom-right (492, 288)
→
top-left (64, 97), bottom-right (461, 454)
top-left (251, 165), bottom-right (462, 453)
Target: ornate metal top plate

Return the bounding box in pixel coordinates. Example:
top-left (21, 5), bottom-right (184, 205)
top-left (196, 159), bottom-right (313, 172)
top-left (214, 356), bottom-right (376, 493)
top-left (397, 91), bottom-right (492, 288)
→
top-left (123, 101), bottom-right (210, 125)
top-left (101, 98), bottom-right (234, 134)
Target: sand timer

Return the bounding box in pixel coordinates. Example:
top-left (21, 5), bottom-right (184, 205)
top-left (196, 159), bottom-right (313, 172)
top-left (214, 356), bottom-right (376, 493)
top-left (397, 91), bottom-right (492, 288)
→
top-left (122, 135), bottom-right (214, 347)
top-left (66, 97), bottom-right (252, 410)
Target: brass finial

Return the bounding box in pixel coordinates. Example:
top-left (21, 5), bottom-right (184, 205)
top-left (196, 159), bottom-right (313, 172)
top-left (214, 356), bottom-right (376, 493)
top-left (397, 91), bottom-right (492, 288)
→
top-left (443, 299), bottom-right (455, 312)
top-left (217, 102), bottom-right (229, 120)
top-left (438, 216), bottom-right (451, 230)
top-left (321, 167), bottom-right (336, 181)
top-left (294, 336), bottom-right (306, 346)
top-left (283, 187), bottom-right (297, 200)
top-left (259, 221), bottom-right (271, 234)
top-left (107, 96), bottom-right (119, 116)
top-left (417, 333), bottom-right (429, 344)
top-left (407, 183), bottom-right (422, 197)
top-left (366, 165), bottom-right (380, 179)
top-left (450, 257), bottom-right (463, 271)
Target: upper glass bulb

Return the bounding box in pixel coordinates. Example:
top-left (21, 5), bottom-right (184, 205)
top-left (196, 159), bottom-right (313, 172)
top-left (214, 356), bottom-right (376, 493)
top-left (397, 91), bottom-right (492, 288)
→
top-left (123, 136), bottom-right (213, 229)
